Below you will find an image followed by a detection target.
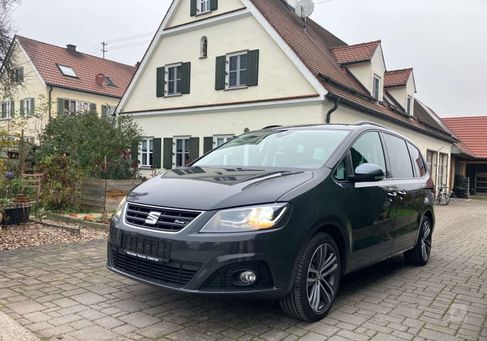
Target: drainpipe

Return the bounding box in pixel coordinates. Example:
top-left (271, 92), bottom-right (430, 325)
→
top-left (48, 85), bottom-right (53, 121)
top-left (325, 98), bottom-right (340, 124)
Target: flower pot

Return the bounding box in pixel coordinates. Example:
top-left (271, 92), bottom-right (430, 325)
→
top-left (2, 206), bottom-right (31, 225)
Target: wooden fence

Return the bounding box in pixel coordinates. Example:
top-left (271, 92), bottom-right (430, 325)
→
top-left (76, 179), bottom-right (142, 213)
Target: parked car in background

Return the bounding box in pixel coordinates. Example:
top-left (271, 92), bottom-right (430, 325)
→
top-left (108, 123), bottom-right (435, 321)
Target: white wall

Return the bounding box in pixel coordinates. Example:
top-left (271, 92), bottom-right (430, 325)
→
top-left (346, 46), bottom-right (386, 100)
top-left (120, 14), bottom-right (317, 113)
top-left (387, 75), bottom-right (416, 115)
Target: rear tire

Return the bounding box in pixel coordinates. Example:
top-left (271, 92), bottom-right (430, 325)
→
top-left (280, 233), bottom-right (341, 321)
top-left (405, 216), bottom-right (432, 266)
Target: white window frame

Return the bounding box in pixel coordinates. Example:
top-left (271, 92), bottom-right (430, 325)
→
top-left (406, 96), bottom-right (413, 115)
top-left (63, 99), bottom-right (91, 114)
top-left (22, 98), bottom-right (35, 116)
top-left (139, 137), bottom-right (154, 168)
top-left (373, 75), bottom-right (381, 101)
top-left (197, 0), bottom-right (212, 14)
top-left (1, 101), bottom-right (12, 119)
top-left (58, 64), bottom-right (77, 78)
top-left (213, 135), bottom-right (234, 148)
top-left (164, 63), bottom-right (182, 96)
top-left (226, 51), bottom-right (248, 89)
top-left (174, 136), bottom-right (190, 167)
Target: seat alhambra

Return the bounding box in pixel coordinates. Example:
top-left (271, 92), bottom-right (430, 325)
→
top-left (108, 123), bottom-right (435, 321)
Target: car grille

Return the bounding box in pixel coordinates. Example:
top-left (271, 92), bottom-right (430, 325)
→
top-left (125, 203), bottom-right (202, 232)
top-left (201, 261), bottom-right (274, 291)
top-left (110, 247), bottom-right (200, 287)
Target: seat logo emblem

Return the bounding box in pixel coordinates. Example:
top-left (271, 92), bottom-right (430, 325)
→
top-left (145, 212), bottom-right (161, 225)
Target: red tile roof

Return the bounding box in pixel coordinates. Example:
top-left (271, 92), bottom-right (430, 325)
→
top-left (331, 41), bottom-right (381, 65)
top-left (384, 68), bottom-right (413, 88)
top-left (16, 36), bottom-right (136, 98)
top-left (442, 116), bottom-right (487, 158)
top-left (249, 0), bottom-right (454, 142)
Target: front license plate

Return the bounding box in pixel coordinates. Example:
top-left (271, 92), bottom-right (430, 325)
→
top-left (120, 232), bottom-right (171, 262)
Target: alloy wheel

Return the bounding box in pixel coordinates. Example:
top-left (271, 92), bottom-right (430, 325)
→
top-left (421, 221), bottom-right (432, 261)
top-left (306, 243), bottom-right (339, 313)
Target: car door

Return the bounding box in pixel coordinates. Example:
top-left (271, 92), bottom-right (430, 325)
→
top-left (381, 134), bottom-right (422, 253)
top-left (343, 132), bottom-right (395, 270)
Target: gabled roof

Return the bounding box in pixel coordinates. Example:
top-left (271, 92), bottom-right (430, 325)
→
top-left (442, 116), bottom-right (487, 159)
top-left (16, 36), bottom-right (136, 98)
top-left (384, 68), bottom-right (413, 88)
top-left (331, 41), bottom-right (381, 65)
top-left (249, 0), bottom-right (453, 142)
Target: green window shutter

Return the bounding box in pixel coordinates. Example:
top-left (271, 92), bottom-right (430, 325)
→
top-left (10, 101), bottom-right (15, 118)
top-left (247, 49), bottom-right (260, 86)
top-left (156, 67), bottom-right (165, 98)
top-left (215, 56), bottom-right (226, 90)
top-left (190, 0), bottom-right (197, 16)
top-left (188, 137), bottom-right (200, 164)
top-left (153, 138), bottom-right (162, 169)
top-left (210, 0), bottom-right (218, 11)
top-left (20, 99), bottom-right (25, 117)
top-left (181, 62), bottom-right (191, 95)
top-left (1, 103), bottom-right (4, 118)
top-left (30, 98), bottom-right (35, 115)
top-left (203, 137), bottom-right (213, 154)
top-left (163, 138), bottom-right (173, 169)
top-left (101, 105), bottom-right (107, 118)
top-left (89, 103), bottom-right (97, 114)
top-left (131, 142), bottom-right (139, 164)
top-left (57, 98), bottom-right (64, 115)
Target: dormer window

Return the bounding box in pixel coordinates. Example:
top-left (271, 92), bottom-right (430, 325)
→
top-left (104, 76), bottom-right (115, 86)
top-left (58, 64), bottom-right (77, 78)
top-left (407, 96), bottom-right (413, 115)
top-left (373, 75), bottom-right (381, 101)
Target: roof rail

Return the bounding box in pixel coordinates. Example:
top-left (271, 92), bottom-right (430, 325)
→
top-left (354, 121), bottom-right (387, 129)
top-left (262, 125), bottom-right (283, 130)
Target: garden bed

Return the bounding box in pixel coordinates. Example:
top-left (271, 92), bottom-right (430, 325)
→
top-left (0, 223), bottom-right (107, 251)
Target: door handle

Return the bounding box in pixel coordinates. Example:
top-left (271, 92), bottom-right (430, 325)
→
top-left (387, 192), bottom-right (397, 201)
top-left (397, 190), bottom-right (407, 198)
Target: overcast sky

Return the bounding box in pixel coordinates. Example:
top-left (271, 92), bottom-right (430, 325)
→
top-left (10, 0), bottom-right (487, 117)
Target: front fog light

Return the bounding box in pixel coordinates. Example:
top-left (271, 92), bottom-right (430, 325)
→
top-left (239, 271), bottom-right (257, 285)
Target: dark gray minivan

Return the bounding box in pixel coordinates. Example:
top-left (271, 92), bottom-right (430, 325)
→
top-left (108, 123), bottom-right (435, 321)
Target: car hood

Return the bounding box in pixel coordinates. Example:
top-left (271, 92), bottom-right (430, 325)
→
top-left (127, 167), bottom-right (314, 211)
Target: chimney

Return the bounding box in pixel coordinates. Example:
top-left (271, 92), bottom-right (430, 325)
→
top-left (66, 44), bottom-right (77, 52)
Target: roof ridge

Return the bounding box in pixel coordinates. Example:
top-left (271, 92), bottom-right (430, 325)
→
top-left (442, 115), bottom-right (487, 120)
top-left (330, 40), bottom-right (381, 51)
top-left (386, 68), bottom-right (413, 73)
top-left (16, 35), bottom-right (136, 70)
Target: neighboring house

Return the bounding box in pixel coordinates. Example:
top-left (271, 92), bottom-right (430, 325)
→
top-left (0, 35), bottom-right (136, 143)
top-left (117, 0), bottom-right (455, 185)
top-left (443, 116), bottom-right (487, 195)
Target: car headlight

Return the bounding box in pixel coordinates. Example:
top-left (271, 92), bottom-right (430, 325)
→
top-left (200, 203), bottom-right (289, 233)
top-left (112, 196), bottom-right (127, 220)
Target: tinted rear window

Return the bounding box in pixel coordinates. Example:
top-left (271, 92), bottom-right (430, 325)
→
top-left (382, 134), bottom-right (414, 179)
top-left (407, 142), bottom-right (427, 177)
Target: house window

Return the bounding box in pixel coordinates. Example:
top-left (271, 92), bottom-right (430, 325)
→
top-left (175, 137), bottom-right (190, 167)
top-left (11, 67), bottom-right (24, 83)
top-left (1, 101), bottom-right (12, 119)
top-left (437, 152), bottom-right (449, 188)
top-left (198, 0), bottom-right (211, 14)
top-left (406, 96), bottom-right (413, 115)
top-left (200, 36), bottom-right (208, 59)
top-left (214, 135), bottom-right (234, 147)
top-left (57, 64), bottom-right (77, 78)
top-left (373, 75), bottom-right (381, 101)
top-left (63, 100), bottom-right (92, 114)
top-left (165, 64), bottom-right (182, 96)
top-left (227, 52), bottom-right (248, 88)
top-left (139, 138), bottom-right (154, 168)
top-left (21, 98), bottom-right (35, 116)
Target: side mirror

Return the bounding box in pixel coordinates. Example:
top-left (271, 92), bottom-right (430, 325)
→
top-left (352, 163), bottom-right (385, 183)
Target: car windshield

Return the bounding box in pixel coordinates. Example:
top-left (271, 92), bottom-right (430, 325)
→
top-left (194, 129), bottom-right (350, 170)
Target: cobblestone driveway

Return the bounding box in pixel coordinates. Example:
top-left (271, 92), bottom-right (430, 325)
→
top-left (0, 199), bottom-right (486, 341)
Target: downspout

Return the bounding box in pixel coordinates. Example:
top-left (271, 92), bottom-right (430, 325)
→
top-left (48, 85), bottom-right (53, 120)
top-left (325, 98), bottom-right (341, 124)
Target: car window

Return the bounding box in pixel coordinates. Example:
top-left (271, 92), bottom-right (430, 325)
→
top-left (350, 132), bottom-right (386, 174)
top-left (382, 134), bottom-right (414, 179)
top-left (334, 158), bottom-right (347, 181)
top-left (407, 142), bottom-right (426, 177)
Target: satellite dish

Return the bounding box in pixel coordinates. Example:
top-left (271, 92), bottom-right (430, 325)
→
top-left (295, 0), bottom-right (315, 19)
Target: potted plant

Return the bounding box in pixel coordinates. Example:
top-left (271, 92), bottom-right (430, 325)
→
top-left (0, 172), bottom-right (31, 226)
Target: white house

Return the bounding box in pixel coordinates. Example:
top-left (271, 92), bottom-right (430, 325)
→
top-left (117, 0), bottom-right (455, 185)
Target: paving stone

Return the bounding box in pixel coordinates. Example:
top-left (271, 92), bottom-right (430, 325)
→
top-left (67, 325), bottom-right (118, 341)
top-left (7, 301), bottom-right (46, 315)
top-left (71, 292), bottom-right (107, 305)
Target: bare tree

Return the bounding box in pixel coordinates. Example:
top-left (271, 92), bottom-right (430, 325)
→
top-left (0, 0), bottom-right (20, 100)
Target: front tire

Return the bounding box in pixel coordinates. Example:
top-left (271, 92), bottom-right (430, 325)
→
top-left (280, 233), bottom-right (341, 321)
top-left (405, 216), bottom-right (432, 266)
